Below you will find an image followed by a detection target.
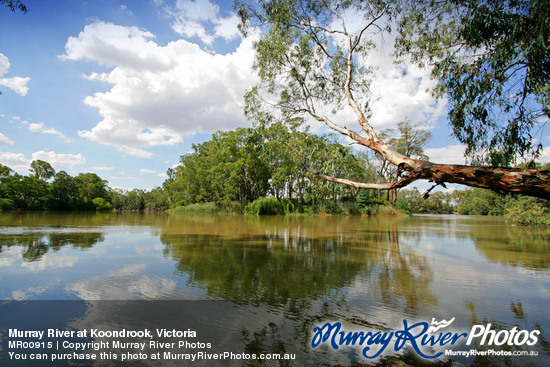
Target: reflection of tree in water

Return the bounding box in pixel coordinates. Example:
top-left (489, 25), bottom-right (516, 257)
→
top-left (238, 295), bottom-right (456, 367)
top-left (0, 234), bottom-right (49, 261)
top-left (471, 224), bottom-right (550, 269)
top-left (48, 232), bottom-right (105, 250)
top-left (160, 233), bottom-right (365, 306)
top-left (242, 322), bottom-right (292, 367)
top-left (0, 232), bottom-right (104, 261)
top-left (464, 299), bottom-right (549, 367)
top-left (161, 223), bottom-right (440, 366)
top-left (358, 226), bottom-right (437, 316)
top-left (161, 220), bottom-right (436, 314)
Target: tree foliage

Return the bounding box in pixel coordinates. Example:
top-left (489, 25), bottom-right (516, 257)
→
top-left (0, 162), bottom-right (169, 212)
top-left (30, 160), bottom-right (56, 181)
top-left (1, 0), bottom-right (27, 13)
top-left (166, 122), bottom-right (372, 211)
top-left (382, 121), bottom-right (432, 160)
top-left (237, 0), bottom-right (550, 200)
top-left (396, 0), bottom-right (549, 166)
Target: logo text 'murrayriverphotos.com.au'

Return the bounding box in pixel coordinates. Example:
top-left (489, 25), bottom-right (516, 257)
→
top-left (311, 318), bottom-right (540, 359)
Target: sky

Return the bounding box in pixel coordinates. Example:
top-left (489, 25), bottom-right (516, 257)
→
top-left (0, 0), bottom-right (548, 191)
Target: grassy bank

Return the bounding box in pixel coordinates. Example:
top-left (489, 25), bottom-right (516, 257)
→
top-left (170, 197), bottom-right (405, 217)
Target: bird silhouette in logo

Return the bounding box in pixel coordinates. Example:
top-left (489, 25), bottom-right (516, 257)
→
top-left (427, 318), bottom-right (456, 333)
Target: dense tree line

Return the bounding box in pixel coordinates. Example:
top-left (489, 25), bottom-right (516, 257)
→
top-left (2, 122), bottom-right (548, 225)
top-left (163, 122), bottom-right (371, 212)
top-left (0, 121), bottom-right (429, 214)
top-left (453, 187), bottom-right (550, 225)
top-left (1, 119), bottom-right (549, 226)
top-left (0, 160), bottom-right (169, 211)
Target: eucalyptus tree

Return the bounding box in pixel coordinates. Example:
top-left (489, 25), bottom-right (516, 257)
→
top-left (74, 172), bottom-right (109, 202)
top-left (30, 160), bottom-right (56, 181)
top-left (379, 121), bottom-right (432, 202)
top-left (236, 0), bottom-right (550, 199)
top-left (169, 127), bottom-right (271, 205)
top-left (0, 0), bottom-right (27, 13)
top-left (396, 0), bottom-right (549, 167)
top-left (48, 170), bottom-right (77, 209)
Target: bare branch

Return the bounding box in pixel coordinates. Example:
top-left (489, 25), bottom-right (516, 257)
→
top-left (305, 165), bottom-right (421, 190)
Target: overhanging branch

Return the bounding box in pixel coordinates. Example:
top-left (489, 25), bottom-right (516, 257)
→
top-left (305, 165), bottom-right (421, 190)
top-left (308, 161), bottom-right (550, 200)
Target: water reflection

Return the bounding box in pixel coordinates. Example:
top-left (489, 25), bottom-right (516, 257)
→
top-left (0, 231), bottom-right (104, 262)
top-left (471, 224), bottom-right (550, 269)
top-left (0, 213), bottom-right (549, 365)
top-left (160, 233), bottom-right (364, 305)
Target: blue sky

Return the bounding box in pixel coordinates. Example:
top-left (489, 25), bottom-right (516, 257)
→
top-left (0, 0), bottom-right (548, 191)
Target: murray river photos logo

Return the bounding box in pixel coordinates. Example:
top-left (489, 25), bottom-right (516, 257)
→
top-left (311, 317), bottom-right (540, 360)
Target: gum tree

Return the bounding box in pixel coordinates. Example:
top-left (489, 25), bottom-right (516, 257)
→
top-left (236, 0), bottom-right (550, 199)
top-left (396, 0), bottom-right (549, 167)
top-left (30, 160), bottom-right (56, 181)
top-left (0, 0), bottom-right (27, 13)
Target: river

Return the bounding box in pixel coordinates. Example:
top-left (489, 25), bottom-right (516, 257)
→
top-left (0, 212), bottom-right (549, 366)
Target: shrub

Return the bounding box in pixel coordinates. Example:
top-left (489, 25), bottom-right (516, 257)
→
top-left (279, 198), bottom-right (295, 214)
top-left (356, 190), bottom-right (374, 208)
top-left (505, 197), bottom-right (550, 226)
top-left (244, 197), bottom-right (284, 215)
top-left (395, 197), bottom-right (411, 214)
top-left (0, 198), bottom-right (15, 210)
top-left (378, 205), bottom-right (402, 216)
top-left (170, 201), bottom-right (243, 215)
top-left (173, 200), bottom-right (187, 207)
top-left (92, 197), bottom-right (113, 212)
top-left (345, 202), bottom-right (361, 216)
top-left (360, 204), bottom-right (379, 216)
top-left (320, 200), bottom-right (346, 215)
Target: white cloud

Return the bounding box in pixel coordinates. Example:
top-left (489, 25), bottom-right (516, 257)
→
top-left (175, 0), bottom-right (218, 20)
top-left (0, 54), bottom-right (8, 76)
top-left (0, 150), bottom-right (86, 174)
top-left (24, 121), bottom-right (44, 132)
top-left (92, 165), bottom-right (114, 171)
top-left (0, 53), bottom-right (30, 96)
top-left (172, 18), bottom-right (214, 45)
top-left (424, 145), bottom-right (466, 164)
top-left (319, 14), bottom-right (445, 132)
top-left (0, 76), bottom-right (30, 96)
top-left (214, 14), bottom-right (241, 42)
top-left (63, 20), bottom-right (259, 158)
top-left (168, 0), bottom-right (220, 44)
top-left (110, 177), bottom-right (138, 180)
top-left (119, 4), bottom-right (134, 16)
top-left (162, 0), bottom-right (242, 45)
top-left (139, 168), bottom-right (156, 174)
top-left (42, 128), bottom-right (65, 137)
top-left (538, 146), bottom-right (550, 164)
top-left (22, 254), bottom-right (78, 272)
top-left (364, 37), bottom-right (446, 129)
top-left (62, 22), bottom-right (170, 70)
top-left (21, 120), bottom-right (68, 140)
top-left (0, 133), bottom-right (14, 145)
top-left (0, 150), bottom-right (30, 172)
top-left (31, 150), bottom-right (86, 169)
